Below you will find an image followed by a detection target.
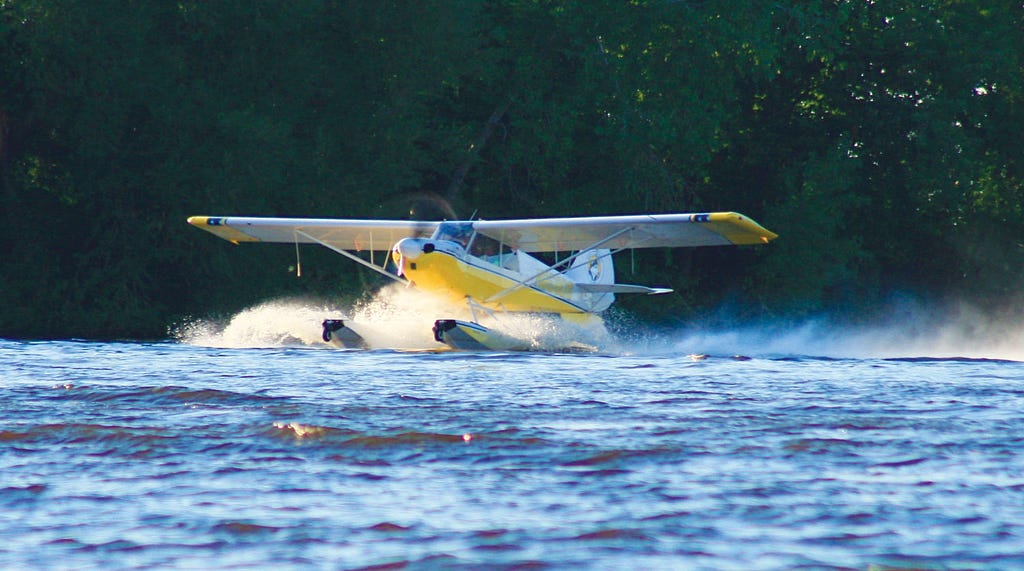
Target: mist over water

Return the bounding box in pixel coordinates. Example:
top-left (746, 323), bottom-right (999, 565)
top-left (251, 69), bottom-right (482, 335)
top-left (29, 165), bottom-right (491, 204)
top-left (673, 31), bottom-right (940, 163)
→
top-left (659, 298), bottom-right (1024, 361)
top-left (175, 287), bottom-right (1023, 361)
top-left (654, 314), bottom-right (1024, 362)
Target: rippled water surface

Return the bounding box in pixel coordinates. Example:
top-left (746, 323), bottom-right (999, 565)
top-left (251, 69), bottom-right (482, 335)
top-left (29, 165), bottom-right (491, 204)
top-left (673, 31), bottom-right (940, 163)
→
top-left (3, 338), bottom-right (1024, 570)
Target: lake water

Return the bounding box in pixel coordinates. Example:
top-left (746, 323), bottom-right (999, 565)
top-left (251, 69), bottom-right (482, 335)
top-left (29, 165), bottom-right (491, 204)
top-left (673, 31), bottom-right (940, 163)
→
top-left (2, 302), bottom-right (1024, 570)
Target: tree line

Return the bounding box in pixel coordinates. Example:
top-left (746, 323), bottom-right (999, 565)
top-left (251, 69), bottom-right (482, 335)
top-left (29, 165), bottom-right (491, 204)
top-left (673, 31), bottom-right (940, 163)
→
top-left (1, 1), bottom-right (1022, 339)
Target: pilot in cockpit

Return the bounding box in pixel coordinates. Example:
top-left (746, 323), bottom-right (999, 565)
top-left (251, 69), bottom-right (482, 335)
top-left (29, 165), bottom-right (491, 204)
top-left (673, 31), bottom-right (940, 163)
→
top-left (435, 222), bottom-right (473, 248)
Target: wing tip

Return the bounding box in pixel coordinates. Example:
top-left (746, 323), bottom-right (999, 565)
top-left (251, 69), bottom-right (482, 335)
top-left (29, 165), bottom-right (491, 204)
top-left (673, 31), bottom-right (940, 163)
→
top-left (706, 212), bottom-right (778, 244)
top-left (187, 215), bottom-right (257, 244)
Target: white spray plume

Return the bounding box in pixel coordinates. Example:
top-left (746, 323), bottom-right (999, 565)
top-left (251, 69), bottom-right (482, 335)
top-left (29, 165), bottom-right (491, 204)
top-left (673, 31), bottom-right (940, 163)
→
top-left (173, 284), bottom-right (614, 351)
top-left (174, 290), bottom-right (1022, 360)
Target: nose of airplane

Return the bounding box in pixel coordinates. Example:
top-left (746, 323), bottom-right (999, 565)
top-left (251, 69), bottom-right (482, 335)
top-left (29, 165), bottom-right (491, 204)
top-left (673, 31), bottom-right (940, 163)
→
top-left (392, 238), bottom-right (428, 277)
top-left (394, 238), bottom-right (425, 261)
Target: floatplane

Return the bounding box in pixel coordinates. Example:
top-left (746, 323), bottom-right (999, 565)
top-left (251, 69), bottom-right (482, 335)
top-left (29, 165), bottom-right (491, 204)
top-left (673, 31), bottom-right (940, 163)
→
top-left (188, 212), bottom-right (776, 351)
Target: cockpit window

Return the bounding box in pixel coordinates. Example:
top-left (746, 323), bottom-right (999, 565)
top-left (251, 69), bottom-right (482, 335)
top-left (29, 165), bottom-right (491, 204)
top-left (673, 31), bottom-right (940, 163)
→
top-left (468, 233), bottom-right (501, 258)
top-left (468, 232), bottom-right (517, 270)
top-left (432, 222), bottom-right (474, 247)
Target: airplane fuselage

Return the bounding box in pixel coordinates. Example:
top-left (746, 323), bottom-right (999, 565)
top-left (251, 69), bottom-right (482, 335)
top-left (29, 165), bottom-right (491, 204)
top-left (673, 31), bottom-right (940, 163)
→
top-left (392, 236), bottom-right (607, 315)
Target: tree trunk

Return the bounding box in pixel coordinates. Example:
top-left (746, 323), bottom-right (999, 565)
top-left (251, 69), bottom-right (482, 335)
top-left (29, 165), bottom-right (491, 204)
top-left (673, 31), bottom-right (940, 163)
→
top-left (444, 100), bottom-right (510, 203)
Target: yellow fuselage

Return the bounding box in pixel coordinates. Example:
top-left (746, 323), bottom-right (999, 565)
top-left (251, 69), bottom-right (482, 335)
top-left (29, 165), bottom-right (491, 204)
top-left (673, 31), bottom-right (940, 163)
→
top-left (396, 240), bottom-right (586, 314)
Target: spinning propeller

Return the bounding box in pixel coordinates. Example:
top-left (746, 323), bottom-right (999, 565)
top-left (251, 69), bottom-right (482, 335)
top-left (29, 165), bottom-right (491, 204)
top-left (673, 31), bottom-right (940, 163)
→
top-left (376, 192), bottom-right (459, 279)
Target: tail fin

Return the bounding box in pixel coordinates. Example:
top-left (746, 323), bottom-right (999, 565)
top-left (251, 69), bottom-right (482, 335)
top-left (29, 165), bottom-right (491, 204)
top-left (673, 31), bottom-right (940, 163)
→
top-left (565, 249), bottom-right (615, 286)
top-left (565, 249), bottom-right (615, 312)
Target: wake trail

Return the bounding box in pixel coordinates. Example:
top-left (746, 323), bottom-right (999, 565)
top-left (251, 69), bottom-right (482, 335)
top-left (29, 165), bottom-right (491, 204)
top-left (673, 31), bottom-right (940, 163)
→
top-left (644, 306), bottom-right (1024, 361)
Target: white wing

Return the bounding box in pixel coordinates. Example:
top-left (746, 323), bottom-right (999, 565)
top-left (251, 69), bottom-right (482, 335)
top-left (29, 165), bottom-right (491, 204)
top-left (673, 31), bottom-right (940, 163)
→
top-left (471, 212), bottom-right (777, 252)
top-left (188, 212), bottom-right (776, 253)
top-left (187, 216), bottom-right (439, 251)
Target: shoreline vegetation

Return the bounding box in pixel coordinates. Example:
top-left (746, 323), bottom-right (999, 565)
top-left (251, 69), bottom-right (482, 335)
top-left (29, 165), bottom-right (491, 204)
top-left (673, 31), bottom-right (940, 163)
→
top-left (1, 2), bottom-right (1021, 339)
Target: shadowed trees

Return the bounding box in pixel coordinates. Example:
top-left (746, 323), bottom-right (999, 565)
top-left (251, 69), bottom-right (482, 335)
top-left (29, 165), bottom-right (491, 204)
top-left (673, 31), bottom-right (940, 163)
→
top-left (1, 0), bottom-right (1021, 338)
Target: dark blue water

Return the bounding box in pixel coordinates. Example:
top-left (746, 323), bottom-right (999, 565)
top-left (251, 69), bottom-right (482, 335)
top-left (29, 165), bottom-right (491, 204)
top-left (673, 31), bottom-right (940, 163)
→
top-left (2, 338), bottom-right (1024, 570)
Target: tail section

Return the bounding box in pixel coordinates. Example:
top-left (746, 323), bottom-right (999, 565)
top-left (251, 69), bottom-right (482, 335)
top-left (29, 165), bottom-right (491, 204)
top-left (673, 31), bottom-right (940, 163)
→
top-left (565, 249), bottom-right (673, 313)
top-left (565, 249), bottom-right (615, 286)
top-left (565, 249), bottom-right (616, 312)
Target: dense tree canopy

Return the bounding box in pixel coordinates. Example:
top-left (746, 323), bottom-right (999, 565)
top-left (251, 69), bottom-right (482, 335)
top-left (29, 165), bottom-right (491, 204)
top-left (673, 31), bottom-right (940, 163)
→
top-left (1, 0), bottom-right (1022, 338)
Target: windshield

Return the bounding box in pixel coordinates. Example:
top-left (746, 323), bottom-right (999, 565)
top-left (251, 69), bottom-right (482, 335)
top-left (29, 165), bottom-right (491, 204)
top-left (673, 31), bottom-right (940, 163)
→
top-left (432, 222), bottom-right (474, 247)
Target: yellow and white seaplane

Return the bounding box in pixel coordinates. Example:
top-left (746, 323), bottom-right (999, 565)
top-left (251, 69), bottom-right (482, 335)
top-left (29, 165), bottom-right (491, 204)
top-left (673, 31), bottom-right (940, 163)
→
top-left (187, 212), bottom-right (776, 351)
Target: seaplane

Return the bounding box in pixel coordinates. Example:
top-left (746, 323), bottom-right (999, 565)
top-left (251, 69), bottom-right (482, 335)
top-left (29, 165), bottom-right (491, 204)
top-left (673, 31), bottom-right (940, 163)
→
top-left (187, 212), bottom-right (776, 351)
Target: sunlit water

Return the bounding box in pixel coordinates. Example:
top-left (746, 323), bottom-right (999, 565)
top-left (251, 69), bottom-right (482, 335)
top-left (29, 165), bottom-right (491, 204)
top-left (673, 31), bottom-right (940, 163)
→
top-left (3, 302), bottom-right (1024, 569)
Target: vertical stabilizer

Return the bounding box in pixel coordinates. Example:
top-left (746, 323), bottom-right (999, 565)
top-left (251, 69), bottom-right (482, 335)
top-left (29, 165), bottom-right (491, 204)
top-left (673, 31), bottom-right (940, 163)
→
top-left (565, 249), bottom-right (615, 312)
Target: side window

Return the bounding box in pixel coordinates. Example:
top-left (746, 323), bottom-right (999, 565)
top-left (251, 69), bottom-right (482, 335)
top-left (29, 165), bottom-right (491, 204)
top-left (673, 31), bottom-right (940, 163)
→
top-left (468, 233), bottom-right (516, 269)
top-left (468, 233), bottom-right (501, 258)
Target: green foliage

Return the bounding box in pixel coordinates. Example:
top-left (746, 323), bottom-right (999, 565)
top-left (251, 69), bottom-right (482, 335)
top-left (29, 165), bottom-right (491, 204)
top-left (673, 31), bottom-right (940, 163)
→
top-left (752, 140), bottom-right (871, 314)
top-left (1, 0), bottom-right (1022, 338)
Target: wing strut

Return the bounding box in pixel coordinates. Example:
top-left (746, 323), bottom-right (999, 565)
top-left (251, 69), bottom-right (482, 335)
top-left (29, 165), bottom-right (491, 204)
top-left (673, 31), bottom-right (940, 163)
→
top-left (483, 226), bottom-right (634, 304)
top-left (294, 230), bottom-right (408, 285)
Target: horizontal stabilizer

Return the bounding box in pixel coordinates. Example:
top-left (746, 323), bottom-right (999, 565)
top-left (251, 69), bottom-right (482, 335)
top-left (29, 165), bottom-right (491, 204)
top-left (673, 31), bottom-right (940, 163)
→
top-left (574, 283), bottom-right (673, 295)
